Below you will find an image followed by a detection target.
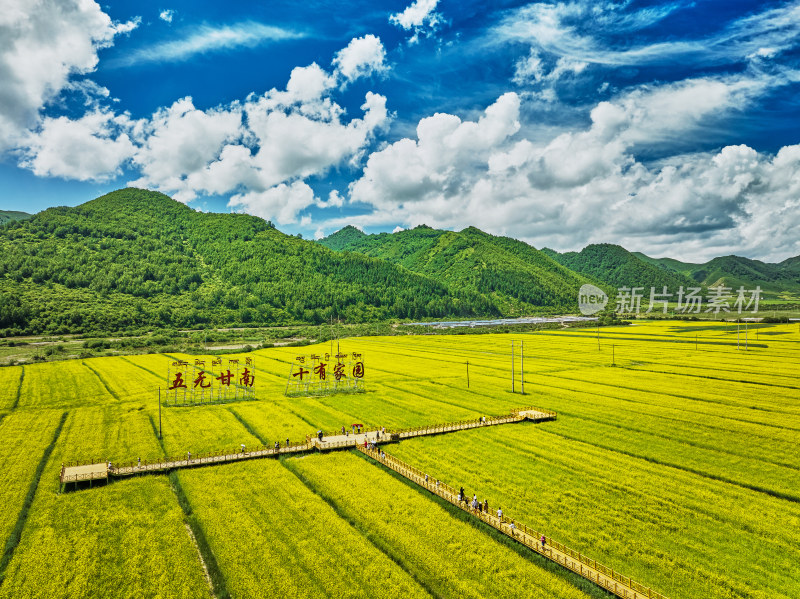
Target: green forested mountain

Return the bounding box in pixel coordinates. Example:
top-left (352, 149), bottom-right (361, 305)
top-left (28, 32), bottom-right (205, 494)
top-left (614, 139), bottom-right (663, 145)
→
top-left (319, 225), bottom-right (366, 250)
top-left (0, 210), bottom-right (31, 226)
top-left (319, 225), bottom-right (596, 314)
top-left (543, 244), bottom-right (697, 291)
top-left (0, 189), bottom-right (498, 335)
top-left (633, 252), bottom-right (800, 295)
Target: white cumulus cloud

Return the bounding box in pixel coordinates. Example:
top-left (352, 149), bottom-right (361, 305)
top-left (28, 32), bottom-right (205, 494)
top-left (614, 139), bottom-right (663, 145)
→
top-left (229, 181), bottom-right (318, 225)
top-left (20, 110), bottom-right (136, 181)
top-left (390, 0), bottom-right (442, 42)
top-left (0, 0), bottom-right (139, 153)
top-left (345, 76), bottom-right (800, 262)
top-left (332, 35), bottom-right (388, 83)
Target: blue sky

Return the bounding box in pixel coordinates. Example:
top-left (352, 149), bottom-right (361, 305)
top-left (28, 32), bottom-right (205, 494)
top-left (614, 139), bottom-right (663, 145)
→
top-left (1, 0), bottom-right (799, 261)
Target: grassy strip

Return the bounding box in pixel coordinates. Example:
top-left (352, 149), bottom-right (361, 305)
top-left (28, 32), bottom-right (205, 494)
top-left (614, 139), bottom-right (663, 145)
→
top-left (280, 456), bottom-right (441, 599)
top-left (348, 449), bottom-right (615, 599)
top-left (120, 356), bottom-right (162, 380)
top-left (81, 361), bottom-right (121, 401)
top-left (10, 366), bottom-right (23, 410)
top-left (148, 413), bottom-right (167, 455)
top-left (169, 471), bottom-right (230, 599)
top-left (0, 410), bottom-right (68, 583)
top-left (227, 408), bottom-right (267, 445)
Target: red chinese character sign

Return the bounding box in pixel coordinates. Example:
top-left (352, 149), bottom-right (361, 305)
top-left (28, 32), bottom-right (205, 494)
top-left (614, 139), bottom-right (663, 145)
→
top-left (163, 357), bottom-right (256, 406)
top-left (285, 352), bottom-right (365, 397)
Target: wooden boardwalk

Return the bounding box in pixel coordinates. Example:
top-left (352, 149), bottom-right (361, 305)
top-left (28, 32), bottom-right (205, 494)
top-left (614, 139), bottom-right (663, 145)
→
top-left (59, 406), bottom-right (555, 486)
top-left (59, 406), bottom-right (669, 599)
top-left (357, 445), bottom-right (669, 599)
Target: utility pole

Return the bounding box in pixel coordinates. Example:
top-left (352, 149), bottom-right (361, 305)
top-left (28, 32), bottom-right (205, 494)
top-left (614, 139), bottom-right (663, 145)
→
top-left (511, 342), bottom-right (515, 393)
top-left (745, 321), bottom-right (748, 351)
top-left (612, 344), bottom-right (615, 366)
top-left (466, 361), bottom-right (470, 388)
top-left (737, 321), bottom-right (740, 350)
top-left (597, 324), bottom-right (600, 351)
top-left (521, 340), bottom-right (524, 395)
top-left (158, 388), bottom-right (162, 439)
top-left (695, 334), bottom-right (698, 350)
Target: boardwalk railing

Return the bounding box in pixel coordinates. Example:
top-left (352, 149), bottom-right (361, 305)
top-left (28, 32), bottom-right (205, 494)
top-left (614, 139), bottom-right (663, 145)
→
top-left (388, 406), bottom-right (556, 440)
top-left (62, 406), bottom-right (557, 483)
top-left (109, 441), bottom-right (312, 477)
top-left (357, 445), bottom-right (668, 599)
top-left (59, 464), bottom-right (108, 484)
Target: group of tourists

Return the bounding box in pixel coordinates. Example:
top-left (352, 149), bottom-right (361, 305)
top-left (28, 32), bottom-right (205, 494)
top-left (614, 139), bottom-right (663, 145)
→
top-left (456, 487), bottom-right (490, 514)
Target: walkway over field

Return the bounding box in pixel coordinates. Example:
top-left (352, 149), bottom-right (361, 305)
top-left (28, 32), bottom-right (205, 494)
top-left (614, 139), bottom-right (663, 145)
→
top-left (58, 407), bottom-right (555, 485)
top-left (357, 445), bottom-right (668, 599)
top-left (58, 403), bottom-right (670, 598)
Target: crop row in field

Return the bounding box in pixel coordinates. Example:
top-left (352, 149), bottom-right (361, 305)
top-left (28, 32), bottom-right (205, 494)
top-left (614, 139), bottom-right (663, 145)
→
top-left (0, 321), bottom-right (797, 599)
top-left (176, 458), bottom-right (432, 598)
top-left (388, 424), bottom-right (800, 599)
top-left (0, 405), bottom-right (208, 599)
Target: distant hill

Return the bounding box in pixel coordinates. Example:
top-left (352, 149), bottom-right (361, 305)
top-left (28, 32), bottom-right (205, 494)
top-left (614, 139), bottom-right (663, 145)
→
top-left (318, 225), bottom-right (366, 250)
top-left (633, 252), bottom-right (800, 296)
top-left (0, 210), bottom-right (31, 226)
top-left (0, 189), bottom-right (498, 335)
top-left (319, 225), bottom-right (596, 314)
top-left (543, 244), bottom-right (697, 291)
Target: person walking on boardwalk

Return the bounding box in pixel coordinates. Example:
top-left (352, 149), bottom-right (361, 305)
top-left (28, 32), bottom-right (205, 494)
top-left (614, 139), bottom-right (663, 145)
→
top-left (459, 487), bottom-right (465, 502)
top-left (241, 444), bottom-right (246, 453)
top-left (540, 535), bottom-right (547, 552)
top-left (483, 499), bottom-right (488, 513)
top-left (286, 438), bottom-right (290, 447)
top-left (497, 507), bottom-right (503, 520)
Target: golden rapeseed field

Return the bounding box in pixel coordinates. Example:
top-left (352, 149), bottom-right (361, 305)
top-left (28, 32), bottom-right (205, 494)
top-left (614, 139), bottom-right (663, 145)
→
top-left (0, 321), bottom-right (797, 598)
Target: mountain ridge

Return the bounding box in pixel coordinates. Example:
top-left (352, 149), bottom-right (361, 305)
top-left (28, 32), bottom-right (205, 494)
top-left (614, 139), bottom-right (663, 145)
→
top-left (319, 224), bottom-right (598, 314)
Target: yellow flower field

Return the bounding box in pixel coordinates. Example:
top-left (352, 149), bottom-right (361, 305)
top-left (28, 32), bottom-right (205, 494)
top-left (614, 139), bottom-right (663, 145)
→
top-left (0, 320), bottom-right (797, 598)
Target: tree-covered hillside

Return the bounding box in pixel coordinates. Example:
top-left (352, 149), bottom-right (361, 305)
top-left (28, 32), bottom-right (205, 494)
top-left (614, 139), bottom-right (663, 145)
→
top-left (0, 189), bottom-right (497, 335)
top-left (0, 210), bottom-right (31, 226)
top-left (319, 225), bottom-right (596, 314)
top-left (544, 244), bottom-right (697, 292)
top-left (318, 225), bottom-right (366, 250)
top-left (633, 252), bottom-right (800, 296)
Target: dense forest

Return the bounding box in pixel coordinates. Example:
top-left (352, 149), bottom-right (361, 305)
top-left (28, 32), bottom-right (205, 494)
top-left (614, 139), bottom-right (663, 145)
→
top-left (0, 189), bottom-right (496, 335)
top-left (0, 210), bottom-right (30, 226)
top-left (2, 189), bottom-right (797, 338)
top-left (319, 225), bottom-right (596, 314)
top-left (543, 244), bottom-right (699, 291)
top-left (633, 252), bottom-right (800, 294)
